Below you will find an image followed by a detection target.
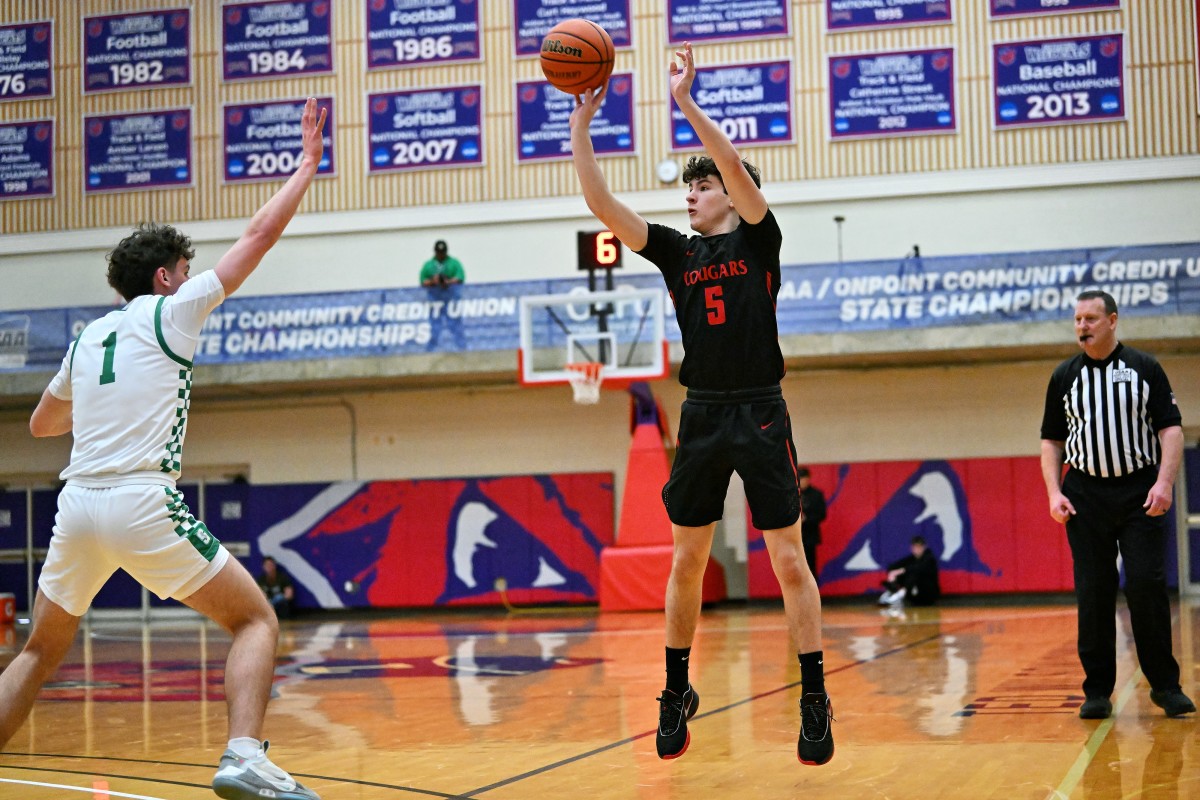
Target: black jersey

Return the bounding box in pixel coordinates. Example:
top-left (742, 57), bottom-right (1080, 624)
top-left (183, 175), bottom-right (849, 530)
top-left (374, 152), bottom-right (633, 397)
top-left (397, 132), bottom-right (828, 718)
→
top-left (637, 210), bottom-right (784, 390)
top-left (1041, 343), bottom-right (1182, 478)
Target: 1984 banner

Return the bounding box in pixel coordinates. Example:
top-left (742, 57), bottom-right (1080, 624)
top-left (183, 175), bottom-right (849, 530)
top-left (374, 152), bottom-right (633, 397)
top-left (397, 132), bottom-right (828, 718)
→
top-left (993, 33), bottom-right (1124, 128)
top-left (224, 97), bottom-right (335, 183)
top-left (368, 86), bottom-right (483, 173)
top-left (0, 21), bottom-right (53, 101)
top-left (83, 9), bottom-right (190, 93)
top-left (670, 60), bottom-right (792, 150)
top-left (84, 109), bottom-right (192, 193)
top-left (830, 48), bottom-right (956, 139)
top-left (223, 0), bottom-right (334, 81)
top-left (366, 0), bottom-right (481, 69)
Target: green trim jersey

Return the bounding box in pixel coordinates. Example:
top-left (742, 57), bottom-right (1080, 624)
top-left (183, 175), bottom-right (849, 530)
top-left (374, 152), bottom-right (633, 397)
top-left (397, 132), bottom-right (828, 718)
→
top-left (48, 270), bottom-right (225, 487)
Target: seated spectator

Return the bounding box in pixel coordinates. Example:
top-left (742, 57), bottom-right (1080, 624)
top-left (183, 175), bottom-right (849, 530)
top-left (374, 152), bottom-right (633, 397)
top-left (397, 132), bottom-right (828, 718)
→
top-left (257, 556), bottom-right (294, 619)
top-left (420, 240), bottom-right (465, 287)
top-left (879, 536), bottom-right (940, 607)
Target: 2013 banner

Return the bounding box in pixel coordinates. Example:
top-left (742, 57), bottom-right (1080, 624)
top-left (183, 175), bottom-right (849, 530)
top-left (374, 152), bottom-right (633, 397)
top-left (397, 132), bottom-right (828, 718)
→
top-left (223, 97), bottom-right (336, 183)
top-left (516, 74), bottom-right (634, 162)
top-left (667, 0), bottom-right (789, 44)
top-left (368, 86), bottom-right (483, 173)
top-left (829, 48), bottom-right (957, 139)
top-left (670, 60), bottom-right (793, 150)
top-left (513, 0), bottom-right (631, 56)
top-left (222, 0), bottom-right (334, 81)
top-left (366, 0), bottom-right (481, 70)
top-left (993, 33), bottom-right (1124, 129)
top-left (0, 21), bottom-right (53, 101)
top-left (0, 119), bottom-right (54, 200)
top-left (82, 9), bottom-right (190, 93)
top-left (84, 109), bottom-right (192, 193)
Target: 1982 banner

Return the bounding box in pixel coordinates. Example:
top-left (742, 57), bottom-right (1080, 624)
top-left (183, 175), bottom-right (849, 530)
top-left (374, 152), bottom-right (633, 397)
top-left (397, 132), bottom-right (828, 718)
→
top-left (224, 97), bottom-right (335, 183)
top-left (517, 73), bottom-right (634, 161)
top-left (84, 109), bottom-right (192, 193)
top-left (366, 0), bottom-right (481, 69)
top-left (670, 60), bottom-right (792, 150)
top-left (667, 0), bottom-right (789, 44)
top-left (993, 33), bottom-right (1124, 129)
top-left (826, 0), bottom-right (951, 32)
top-left (0, 21), bottom-right (53, 101)
top-left (368, 86), bottom-right (483, 173)
top-left (513, 0), bottom-right (631, 56)
top-left (990, 0), bottom-right (1120, 19)
top-left (0, 119), bottom-right (53, 200)
top-left (83, 9), bottom-right (190, 93)
top-left (223, 0), bottom-right (334, 81)
top-left (830, 48), bottom-right (956, 139)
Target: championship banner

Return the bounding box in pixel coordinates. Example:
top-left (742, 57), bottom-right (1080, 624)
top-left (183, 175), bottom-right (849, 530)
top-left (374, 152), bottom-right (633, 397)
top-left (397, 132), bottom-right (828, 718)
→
top-left (0, 119), bottom-right (54, 200)
top-left (666, 0), bottom-right (789, 44)
top-left (989, 0), bottom-right (1120, 19)
top-left (670, 60), bottom-right (793, 150)
top-left (829, 48), bottom-right (956, 140)
top-left (0, 21), bottom-right (53, 101)
top-left (826, 0), bottom-right (951, 32)
top-left (993, 33), bottom-right (1124, 129)
top-left (366, 0), bottom-right (481, 70)
top-left (82, 9), bottom-right (190, 93)
top-left (367, 86), bottom-right (483, 173)
top-left (84, 109), bottom-right (192, 194)
top-left (222, 0), bottom-right (334, 82)
top-left (223, 96), bottom-right (335, 183)
top-left (0, 314), bottom-right (31, 369)
top-left (516, 73), bottom-right (634, 162)
top-left (513, 0), bottom-right (631, 56)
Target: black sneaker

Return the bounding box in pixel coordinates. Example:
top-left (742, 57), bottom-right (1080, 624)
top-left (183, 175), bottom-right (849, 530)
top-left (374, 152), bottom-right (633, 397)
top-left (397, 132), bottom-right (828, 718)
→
top-left (798, 692), bottom-right (835, 766)
top-left (1150, 689), bottom-right (1196, 718)
top-left (656, 684), bottom-right (699, 759)
top-left (1078, 697), bottom-right (1112, 719)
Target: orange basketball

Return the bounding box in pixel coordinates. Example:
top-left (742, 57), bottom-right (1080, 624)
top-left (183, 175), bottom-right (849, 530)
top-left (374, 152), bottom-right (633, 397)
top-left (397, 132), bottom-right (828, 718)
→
top-left (539, 19), bottom-right (615, 95)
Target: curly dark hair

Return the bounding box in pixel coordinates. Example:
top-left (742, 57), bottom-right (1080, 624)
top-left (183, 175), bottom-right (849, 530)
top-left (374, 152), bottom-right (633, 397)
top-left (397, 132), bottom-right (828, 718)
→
top-left (680, 154), bottom-right (761, 190)
top-left (106, 223), bottom-right (195, 301)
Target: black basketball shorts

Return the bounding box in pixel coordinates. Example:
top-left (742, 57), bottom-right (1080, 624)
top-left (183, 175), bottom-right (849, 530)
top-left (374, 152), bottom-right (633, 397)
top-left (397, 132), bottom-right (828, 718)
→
top-left (662, 385), bottom-right (802, 530)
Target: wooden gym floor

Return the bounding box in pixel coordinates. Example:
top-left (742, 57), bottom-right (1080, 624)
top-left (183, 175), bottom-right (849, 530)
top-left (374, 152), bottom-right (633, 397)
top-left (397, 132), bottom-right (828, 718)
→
top-left (0, 597), bottom-right (1195, 799)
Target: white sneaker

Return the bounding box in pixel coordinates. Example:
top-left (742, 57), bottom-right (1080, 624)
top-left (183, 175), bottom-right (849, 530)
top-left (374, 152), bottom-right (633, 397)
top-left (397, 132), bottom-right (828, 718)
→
top-left (887, 588), bottom-right (907, 605)
top-left (877, 590), bottom-right (896, 605)
top-left (212, 741), bottom-right (320, 800)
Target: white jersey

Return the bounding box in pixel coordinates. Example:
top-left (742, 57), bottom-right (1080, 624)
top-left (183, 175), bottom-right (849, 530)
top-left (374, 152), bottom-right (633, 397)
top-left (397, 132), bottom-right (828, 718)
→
top-left (48, 270), bottom-right (225, 487)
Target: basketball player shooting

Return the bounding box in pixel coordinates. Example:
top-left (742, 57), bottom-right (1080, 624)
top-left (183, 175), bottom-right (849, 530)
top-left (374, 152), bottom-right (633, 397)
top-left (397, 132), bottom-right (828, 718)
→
top-left (569, 44), bottom-right (834, 764)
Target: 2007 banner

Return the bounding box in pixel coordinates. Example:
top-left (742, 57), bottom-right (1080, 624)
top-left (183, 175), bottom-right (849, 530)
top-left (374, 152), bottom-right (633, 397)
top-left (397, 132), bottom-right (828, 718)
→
top-left (368, 85), bottom-right (483, 173)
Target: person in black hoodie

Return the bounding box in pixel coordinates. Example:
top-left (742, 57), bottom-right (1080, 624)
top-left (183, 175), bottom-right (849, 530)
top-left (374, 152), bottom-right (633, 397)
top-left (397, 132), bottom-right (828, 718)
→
top-left (879, 536), bottom-right (940, 607)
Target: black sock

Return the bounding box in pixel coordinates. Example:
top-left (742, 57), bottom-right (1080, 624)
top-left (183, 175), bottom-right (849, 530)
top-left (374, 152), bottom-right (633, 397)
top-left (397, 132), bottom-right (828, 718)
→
top-left (798, 650), bottom-right (825, 696)
top-left (665, 646), bottom-right (691, 694)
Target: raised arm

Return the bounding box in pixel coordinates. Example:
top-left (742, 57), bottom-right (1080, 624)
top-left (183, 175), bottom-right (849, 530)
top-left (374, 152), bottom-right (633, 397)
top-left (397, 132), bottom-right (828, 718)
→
top-left (213, 98), bottom-right (328, 296)
top-left (670, 43), bottom-right (767, 224)
top-left (569, 87), bottom-right (648, 251)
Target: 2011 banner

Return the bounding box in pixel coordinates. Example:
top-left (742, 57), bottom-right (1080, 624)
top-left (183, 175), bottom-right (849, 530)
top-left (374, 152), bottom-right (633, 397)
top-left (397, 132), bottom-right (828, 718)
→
top-left (670, 60), bottom-right (793, 150)
top-left (993, 33), bottom-right (1124, 129)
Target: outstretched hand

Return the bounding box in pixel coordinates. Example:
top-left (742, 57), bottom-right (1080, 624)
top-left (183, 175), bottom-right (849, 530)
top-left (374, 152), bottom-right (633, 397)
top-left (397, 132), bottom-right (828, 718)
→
top-left (570, 85), bottom-right (608, 132)
top-left (300, 97), bottom-right (328, 166)
top-left (669, 42), bottom-right (696, 102)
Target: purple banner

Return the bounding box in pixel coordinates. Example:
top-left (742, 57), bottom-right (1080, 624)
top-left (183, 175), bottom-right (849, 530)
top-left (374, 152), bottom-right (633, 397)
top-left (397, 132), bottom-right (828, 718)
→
top-left (670, 60), bottom-right (793, 150)
top-left (826, 0), bottom-right (951, 32)
top-left (667, 0), bottom-right (789, 44)
top-left (366, 0), bottom-right (481, 69)
top-left (993, 33), bottom-right (1124, 129)
top-left (0, 21), bottom-right (53, 101)
top-left (223, 97), bottom-right (335, 183)
top-left (222, 0), bottom-right (334, 81)
top-left (517, 73), bottom-right (634, 162)
top-left (82, 9), bottom-right (191, 93)
top-left (84, 109), bottom-right (192, 194)
top-left (368, 86), bottom-right (483, 173)
top-left (0, 119), bottom-right (54, 200)
top-left (990, 0), bottom-right (1120, 18)
top-left (513, 0), bottom-right (631, 56)
top-left (829, 48), bottom-right (957, 140)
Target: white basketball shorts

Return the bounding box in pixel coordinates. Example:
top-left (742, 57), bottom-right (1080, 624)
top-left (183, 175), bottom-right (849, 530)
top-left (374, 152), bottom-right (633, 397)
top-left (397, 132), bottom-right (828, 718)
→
top-left (39, 483), bottom-right (229, 617)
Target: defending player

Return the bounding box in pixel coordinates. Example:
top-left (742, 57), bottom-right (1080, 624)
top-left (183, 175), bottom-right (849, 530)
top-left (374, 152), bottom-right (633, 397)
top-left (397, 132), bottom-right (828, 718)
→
top-left (1, 99), bottom-right (327, 800)
top-left (569, 44), bottom-right (833, 764)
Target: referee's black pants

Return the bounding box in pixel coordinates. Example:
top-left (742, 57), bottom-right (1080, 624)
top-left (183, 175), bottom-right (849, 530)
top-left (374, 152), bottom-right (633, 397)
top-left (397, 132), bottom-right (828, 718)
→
top-left (1063, 466), bottom-right (1182, 699)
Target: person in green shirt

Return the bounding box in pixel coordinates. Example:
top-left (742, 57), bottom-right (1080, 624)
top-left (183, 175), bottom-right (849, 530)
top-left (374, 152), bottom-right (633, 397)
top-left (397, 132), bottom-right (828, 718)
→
top-left (420, 240), bottom-right (465, 287)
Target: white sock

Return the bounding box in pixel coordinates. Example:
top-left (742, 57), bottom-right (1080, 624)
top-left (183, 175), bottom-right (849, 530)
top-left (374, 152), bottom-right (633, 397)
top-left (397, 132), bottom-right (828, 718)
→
top-left (228, 737), bottom-right (262, 759)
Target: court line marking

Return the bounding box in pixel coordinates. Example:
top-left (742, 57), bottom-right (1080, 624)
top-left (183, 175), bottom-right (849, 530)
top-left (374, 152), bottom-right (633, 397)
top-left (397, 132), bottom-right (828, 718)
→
top-left (0, 776), bottom-right (171, 799)
top-left (1045, 669), bottom-right (1143, 800)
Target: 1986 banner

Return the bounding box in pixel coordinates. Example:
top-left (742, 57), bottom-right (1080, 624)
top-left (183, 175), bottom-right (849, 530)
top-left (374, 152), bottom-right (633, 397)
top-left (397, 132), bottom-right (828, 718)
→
top-left (366, 0), bottom-right (481, 70)
top-left (223, 0), bottom-right (334, 81)
top-left (516, 74), bottom-right (634, 161)
top-left (224, 97), bottom-right (335, 183)
top-left (0, 21), bottom-right (53, 101)
top-left (368, 85), bottom-right (483, 173)
top-left (83, 9), bottom-right (190, 93)
top-left (84, 109), bottom-right (192, 193)
top-left (829, 48), bottom-right (956, 139)
top-left (993, 33), bottom-right (1124, 128)
top-left (670, 60), bottom-right (792, 150)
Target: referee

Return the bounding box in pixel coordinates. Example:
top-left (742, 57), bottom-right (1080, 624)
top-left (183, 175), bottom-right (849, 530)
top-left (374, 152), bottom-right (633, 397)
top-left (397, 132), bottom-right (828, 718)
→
top-left (1040, 289), bottom-right (1195, 720)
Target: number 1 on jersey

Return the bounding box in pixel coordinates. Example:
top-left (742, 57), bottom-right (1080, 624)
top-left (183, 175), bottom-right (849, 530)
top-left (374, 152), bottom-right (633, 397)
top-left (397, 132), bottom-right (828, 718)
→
top-left (100, 331), bottom-right (117, 385)
top-left (705, 286), bottom-right (726, 325)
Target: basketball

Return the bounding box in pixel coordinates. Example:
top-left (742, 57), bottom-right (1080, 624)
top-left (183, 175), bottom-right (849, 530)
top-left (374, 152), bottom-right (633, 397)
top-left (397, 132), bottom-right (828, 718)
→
top-left (539, 18), bottom-right (615, 95)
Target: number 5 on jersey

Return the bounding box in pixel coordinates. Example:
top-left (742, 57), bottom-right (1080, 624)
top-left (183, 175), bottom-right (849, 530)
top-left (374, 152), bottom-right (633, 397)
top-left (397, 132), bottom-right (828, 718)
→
top-left (705, 286), bottom-right (726, 325)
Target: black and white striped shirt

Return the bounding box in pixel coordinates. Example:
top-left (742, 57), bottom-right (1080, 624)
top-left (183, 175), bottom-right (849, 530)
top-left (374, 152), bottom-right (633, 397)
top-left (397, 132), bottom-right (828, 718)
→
top-left (1041, 343), bottom-right (1182, 478)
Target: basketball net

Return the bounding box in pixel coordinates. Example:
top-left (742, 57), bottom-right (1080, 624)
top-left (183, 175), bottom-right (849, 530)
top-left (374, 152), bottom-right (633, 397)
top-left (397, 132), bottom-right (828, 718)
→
top-left (565, 362), bottom-right (604, 405)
